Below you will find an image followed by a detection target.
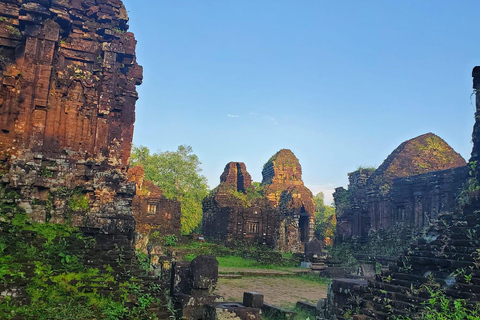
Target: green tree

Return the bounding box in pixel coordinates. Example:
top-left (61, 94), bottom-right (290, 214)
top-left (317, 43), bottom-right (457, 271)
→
top-left (314, 192), bottom-right (336, 243)
top-left (130, 145), bottom-right (209, 235)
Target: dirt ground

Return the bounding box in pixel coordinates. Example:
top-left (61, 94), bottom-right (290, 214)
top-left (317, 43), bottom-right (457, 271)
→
top-left (215, 276), bottom-right (328, 309)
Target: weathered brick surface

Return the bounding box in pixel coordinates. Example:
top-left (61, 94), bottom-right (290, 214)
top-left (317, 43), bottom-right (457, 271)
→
top-left (352, 68), bottom-right (480, 319)
top-left (203, 161), bottom-right (278, 247)
top-left (0, 0), bottom-right (142, 233)
top-left (335, 134), bottom-right (467, 241)
top-left (203, 150), bottom-right (315, 253)
top-left (128, 165), bottom-right (182, 253)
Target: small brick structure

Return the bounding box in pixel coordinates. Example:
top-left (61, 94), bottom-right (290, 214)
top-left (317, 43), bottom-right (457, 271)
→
top-left (128, 166), bottom-right (181, 255)
top-left (203, 149), bottom-right (316, 253)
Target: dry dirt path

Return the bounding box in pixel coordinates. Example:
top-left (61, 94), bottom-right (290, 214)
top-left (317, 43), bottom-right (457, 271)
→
top-left (215, 275), bottom-right (328, 309)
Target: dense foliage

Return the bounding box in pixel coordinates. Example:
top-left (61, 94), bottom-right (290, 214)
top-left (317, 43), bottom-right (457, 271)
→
top-left (130, 145), bottom-right (209, 234)
top-left (313, 192), bottom-right (336, 244)
top-left (0, 192), bottom-right (166, 320)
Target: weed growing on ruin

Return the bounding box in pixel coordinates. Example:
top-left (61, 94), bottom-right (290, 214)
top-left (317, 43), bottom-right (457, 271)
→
top-left (164, 234), bottom-right (178, 246)
top-left (393, 287), bottom-right (480, 320)
top-left (330, 222), bottom-right (423, 267)
top-left (458, 161), bottom-right (480, 206)
top-left (67, 192), bottom-right (89, 211)
top-left (137, 250), bottom-right (151, 274)
top-left (113, 27), bottom-right (126, 34)
top-left (5, 25), bottom-right (21, 38)
top-left (40, 166), bottom-right (54, 178)
top-left (473, 249), bottom-right (480, 269)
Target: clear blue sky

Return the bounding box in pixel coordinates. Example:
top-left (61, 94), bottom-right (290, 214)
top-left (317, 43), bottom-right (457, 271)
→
top-left (123, 0), bottom-right (479, 204)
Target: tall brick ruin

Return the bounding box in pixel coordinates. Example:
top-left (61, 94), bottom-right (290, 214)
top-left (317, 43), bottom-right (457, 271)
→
top-left (203, 149), bottom-right (315, 253)
top-left (0, 0), bottom-right (142, 237)
top-left (0, 0), bottom-right (145, 275)
top-left (334, 133), bottom-right (467, 242)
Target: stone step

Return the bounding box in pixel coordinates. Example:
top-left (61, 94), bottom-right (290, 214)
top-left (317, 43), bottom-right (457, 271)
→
top-left (310, 263), bottom-right (326, 271)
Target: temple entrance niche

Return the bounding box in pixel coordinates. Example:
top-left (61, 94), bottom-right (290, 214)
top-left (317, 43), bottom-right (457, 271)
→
top-left (299, 214), bottom-right (309, 243)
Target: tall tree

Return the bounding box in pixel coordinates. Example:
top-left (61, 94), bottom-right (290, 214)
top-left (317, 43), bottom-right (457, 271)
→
top-left (130, 145), bottom-right (209, 234)
top-left (314, 192), bottom-right (336, 244)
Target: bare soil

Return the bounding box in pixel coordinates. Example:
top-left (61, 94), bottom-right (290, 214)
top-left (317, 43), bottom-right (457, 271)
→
top-left (215, 276), bottom-right (328, 309)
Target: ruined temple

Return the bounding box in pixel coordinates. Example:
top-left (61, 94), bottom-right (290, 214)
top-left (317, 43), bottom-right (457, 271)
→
top-left (128, 165), bottom-right (181, 254)
top-left (341, 68), bottom-right (480, 320)
top-left (0, 0), bottom-right (143, 238)
top-left (203, 149), bottom-right (315, 253)
top-left (334, 133), bottom-right (467, 241)
top-left (0, 0), bottom-right (161, 306)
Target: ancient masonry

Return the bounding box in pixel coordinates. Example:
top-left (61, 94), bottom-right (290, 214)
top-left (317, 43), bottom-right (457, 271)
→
top-left (0, 0), bottom-right (142, 235)
top-left (203, 149), bottom-right (315, 253)
top-left (128, 165), bottom-right (182, 258)
top-left (324, 69), bottom-right (480, 320)
top-left (0, 1), bottom-right (191, 318)
top-left (0, 0), bottom-right (156, 299)
top-left (334, 133), bottom-right (467, 242)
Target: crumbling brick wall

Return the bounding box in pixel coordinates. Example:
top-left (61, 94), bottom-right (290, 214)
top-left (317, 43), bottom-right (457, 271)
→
top-left (0, 0), bottom-right (142, 265)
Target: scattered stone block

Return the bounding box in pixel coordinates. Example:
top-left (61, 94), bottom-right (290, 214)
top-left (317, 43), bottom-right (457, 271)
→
top-left (243, 292), bottom-right (264, 308)
top-left (190, 255), bottom-right (219, 291)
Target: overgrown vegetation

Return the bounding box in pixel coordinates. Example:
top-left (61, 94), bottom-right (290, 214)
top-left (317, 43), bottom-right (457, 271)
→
top-left (457, 160), bottom-right (480, 207)
top-left (330, 222), bottom-right (423, 267)
top-left (313, 192), bottom-right (336, 245)
top-left (0, 190), bottom-right (166, 320)
top-left (5, 25), bottom-right (22, 38)
top-left (393, 279), bottom-right (480, 320)
top-left (227, 183), bottom-right (265, 208)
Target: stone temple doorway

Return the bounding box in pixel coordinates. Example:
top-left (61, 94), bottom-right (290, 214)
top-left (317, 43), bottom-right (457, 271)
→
top-left (299, 214), bottom-right (309, 243)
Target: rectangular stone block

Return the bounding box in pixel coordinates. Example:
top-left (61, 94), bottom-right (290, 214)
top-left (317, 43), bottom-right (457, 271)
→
top-left (243, 292), bottom-right (263, 308)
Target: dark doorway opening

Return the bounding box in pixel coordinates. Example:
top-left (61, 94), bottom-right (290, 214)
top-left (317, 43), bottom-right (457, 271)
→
top-left (236, 163), bottom-right (245, 192)
top-left (299, 215), bottom-right (309, 243)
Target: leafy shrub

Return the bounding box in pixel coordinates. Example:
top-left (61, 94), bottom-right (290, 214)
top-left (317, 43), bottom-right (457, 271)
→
top-left (164, 234), bottom-right (178, 246)
top-left (393, 287), bottom-right (480, 320)
top-left (136, 251), bottom-right (151, 274)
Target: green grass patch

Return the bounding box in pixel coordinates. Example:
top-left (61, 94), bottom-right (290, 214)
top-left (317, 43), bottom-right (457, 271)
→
top-left (216, 255), bottom-right (300, 271)
top-left (217, 256), bottom-right (259, 268)
top-left (294, 273), bottom-right (331, 285)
